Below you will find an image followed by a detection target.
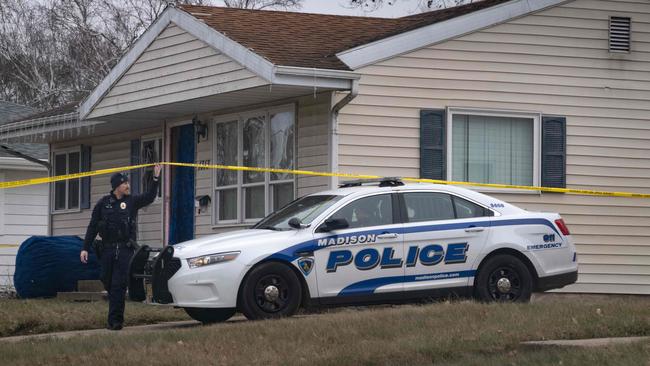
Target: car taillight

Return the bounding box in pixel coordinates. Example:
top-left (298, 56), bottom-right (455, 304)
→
top-left (555, 218), bottom-right (570, 236)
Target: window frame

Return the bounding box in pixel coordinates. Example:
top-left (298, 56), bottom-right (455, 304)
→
top-left (140, 134), bottom-right (163, 201)
top-left (446, 108), bottom-right (541, 193)
top-left (51, 146), bottom-right (82, 214)
top-left (212, 104), bottom-right (297, 226)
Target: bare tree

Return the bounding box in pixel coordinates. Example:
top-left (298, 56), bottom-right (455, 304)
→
top-left (0, 0), bottom-right (303, 111)
top-left (222, 0), bottom-right (302, 9)
top-left (348, 0), bottom-right (476, 12)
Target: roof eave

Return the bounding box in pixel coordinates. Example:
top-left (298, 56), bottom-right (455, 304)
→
top-left (336, 0), bottom-right (572, 70)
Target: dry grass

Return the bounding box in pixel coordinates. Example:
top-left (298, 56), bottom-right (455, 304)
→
top-left (1, 296), bottom-right (649, 365)
top-left (0, 298), bottom-right (188, 337)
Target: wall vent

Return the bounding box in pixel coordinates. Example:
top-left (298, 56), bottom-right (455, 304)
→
top-left (609, 16), bottom-right (631, 53)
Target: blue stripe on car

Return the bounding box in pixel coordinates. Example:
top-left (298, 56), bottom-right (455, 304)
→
top-left (338, 270), bottom-right (477, 296)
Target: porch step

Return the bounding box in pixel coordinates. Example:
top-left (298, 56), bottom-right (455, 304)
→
top-left (78, 280), bottom-right (105, 292)
top-left (57, 291), bottom-right (107, 302)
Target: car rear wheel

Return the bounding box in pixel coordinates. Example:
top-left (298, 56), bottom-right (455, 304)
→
top-left (184, 307), bottom-right (236, 324)
top-left (239, 262), bottom-right (302, 320)
top-left (475, 254), bottom-right (533, 302)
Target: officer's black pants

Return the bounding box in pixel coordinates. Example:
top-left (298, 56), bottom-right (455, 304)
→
top-left (101, 245), bottom-right (134, 326)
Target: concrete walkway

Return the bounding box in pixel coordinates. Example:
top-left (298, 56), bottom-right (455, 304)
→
top-left (522, 336), bottom-right (650, 347)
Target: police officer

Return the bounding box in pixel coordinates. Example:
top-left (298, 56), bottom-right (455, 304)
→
top-left (80, 164), bottom-right (161, 330)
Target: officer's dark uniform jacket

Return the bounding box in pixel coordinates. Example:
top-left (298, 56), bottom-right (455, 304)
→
top-left (83, 178), bottom-right (159, 252)
top-left (82, 177), bottom-right (159, 328)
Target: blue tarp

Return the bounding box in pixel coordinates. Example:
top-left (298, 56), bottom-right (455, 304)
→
top-left (13, 236), bottom-right (101, 298)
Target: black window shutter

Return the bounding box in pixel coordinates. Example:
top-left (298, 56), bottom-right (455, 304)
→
top-left (80, 145), bottom-right (91, 209)
top-left (131, 139), bottom-right (141, 195)
top-left (420, 109), bottom-right (446, 180)
top-left (542, 116), bottom-right (566, 188)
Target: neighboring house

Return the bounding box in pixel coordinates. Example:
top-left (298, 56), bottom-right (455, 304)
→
top-left (0, 102), bottom-right (49, 288)
top-left (0, 0), bottom-right (648, 294)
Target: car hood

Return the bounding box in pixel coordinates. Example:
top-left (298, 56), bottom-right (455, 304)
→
top-left (169, 229), bottom-right (305, 259)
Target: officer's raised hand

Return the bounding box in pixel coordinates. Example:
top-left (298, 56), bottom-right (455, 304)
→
top-left (154, 163), bottom-right (162, 178)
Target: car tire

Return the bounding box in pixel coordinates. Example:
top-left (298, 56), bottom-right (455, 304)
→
top-left (184, 307), bottom-right (236, 324)
top-left (239, 262), bottom-right (302, 320)
top-left (475, 254), bottom-right (533, 302)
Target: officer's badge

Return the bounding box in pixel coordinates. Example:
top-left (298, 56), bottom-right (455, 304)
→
top-left (120, 202), bottom-right (127, 210)
top-left (297, 258), bottom-right (314, 276)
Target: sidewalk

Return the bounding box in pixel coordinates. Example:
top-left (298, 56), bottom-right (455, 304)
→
top-left (522, 336), bottom-right (650, 347)
top-left (0, 320), bottom-right (206, 343)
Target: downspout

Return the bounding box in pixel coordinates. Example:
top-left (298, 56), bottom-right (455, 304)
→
top-left (330, 79), bottom-right (359, 189)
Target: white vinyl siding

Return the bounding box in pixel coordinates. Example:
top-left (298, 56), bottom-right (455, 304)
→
top-left (88, 23), bottom-right (267, 119)
top-left (51, 129), bottom-right (164, 248)
top-left (0, 169), bottom-right (48, 288)
top-left (338, 0), bottom-right (650, 294)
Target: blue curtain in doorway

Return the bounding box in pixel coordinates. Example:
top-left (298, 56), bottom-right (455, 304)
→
top-left (169, 124), bottom-right (195, 245)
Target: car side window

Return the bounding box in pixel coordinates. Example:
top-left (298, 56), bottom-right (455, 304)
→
top-left (453, 196), bottom-right (492, 218)
top-left (329, 194), bottom-right (393, 229)
top-left (403, 192), bottom-right (455, 222)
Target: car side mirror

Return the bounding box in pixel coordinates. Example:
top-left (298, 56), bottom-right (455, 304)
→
top-left (288, 217), bottom-right (309, 229)
top-left (318, 218), bottom-right (349, 232)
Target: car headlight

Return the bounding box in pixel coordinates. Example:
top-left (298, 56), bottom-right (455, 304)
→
top-left (187, 251), bottom-right (240, 269)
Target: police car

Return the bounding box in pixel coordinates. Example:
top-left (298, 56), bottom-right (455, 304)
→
top-left (128, 178), bottom-right (578, 323)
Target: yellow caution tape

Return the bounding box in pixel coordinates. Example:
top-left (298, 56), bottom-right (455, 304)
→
top-left (1, 161), bottom-right (649, 198)
top-left (0, 244), bottom-right (19, 248)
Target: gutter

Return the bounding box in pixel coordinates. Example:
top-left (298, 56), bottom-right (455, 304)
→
top-left (0, 145), bottom-right (51, 171)
top-left (329, 79), bottom-right (359, 188)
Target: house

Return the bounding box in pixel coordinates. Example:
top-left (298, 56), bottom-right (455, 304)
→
top-left (0, 102), bottom-right (49, 288)
top-left (0, 0), bottom-right (648, 295)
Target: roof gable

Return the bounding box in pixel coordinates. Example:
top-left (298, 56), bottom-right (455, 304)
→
top-left (178, 0), bottom-right (510, 71)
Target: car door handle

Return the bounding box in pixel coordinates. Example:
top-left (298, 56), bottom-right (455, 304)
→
top-left (377, 233), bottom-right (398, 239)
top-left (464, 227), bottom-right (485, 233)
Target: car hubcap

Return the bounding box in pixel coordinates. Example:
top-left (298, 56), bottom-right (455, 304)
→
top-left (487, 266), bottom-right (522, 301)
top-left (264, 285), bottom-right (280, 302)
top-left (496, 277), bottom-right (511, 293)
top-left (254, 274), bottom-right (289, 313)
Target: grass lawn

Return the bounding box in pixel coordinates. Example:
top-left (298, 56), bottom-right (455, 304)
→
top-left (0, 298), bottom-right (188, 337)
top-left (1, 295), bottom-right (649, 365)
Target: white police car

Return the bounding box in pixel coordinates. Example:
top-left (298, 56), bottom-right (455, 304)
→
top-left (129, 178), bottom-right (578, 323)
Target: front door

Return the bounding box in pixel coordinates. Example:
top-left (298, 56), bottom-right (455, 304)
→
top-left (400, 191), bottom-right (491, 293)
top-left (313, 193), bottom-right (404, 301)
top-left (169, 124), bottom-right (195, 245)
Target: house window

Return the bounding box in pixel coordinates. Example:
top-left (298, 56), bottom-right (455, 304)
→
top-left (448, 110), bottom-right (540, 187)
top-left (214, 105), bottom-right (295, 224)
top-left (52, 148), bottom-right (81, 211)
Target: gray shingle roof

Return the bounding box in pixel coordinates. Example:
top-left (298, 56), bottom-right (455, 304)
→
top-left (0, 101), bottom-right (48, 160)
top-left (0, 101), bottom-right (37, 125)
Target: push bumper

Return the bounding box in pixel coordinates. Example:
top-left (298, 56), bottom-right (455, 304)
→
top-left (128, 245), bottom-right (182, 304)
top-left (128, 245), bottom-right (244, 308)
top-left (536, 270), bottom-right (578, 292)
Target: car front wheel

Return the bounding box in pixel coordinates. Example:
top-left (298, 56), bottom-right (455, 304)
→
top-left (184, 307), bottom-right (236, 324)
top-left (475, 254), bottom-right (533, 302)
top-left (239, 262), bottom-right (302, 320)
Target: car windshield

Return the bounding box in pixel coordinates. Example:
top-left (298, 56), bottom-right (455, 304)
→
top-left (253, 195), bottom-right (343, 230)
